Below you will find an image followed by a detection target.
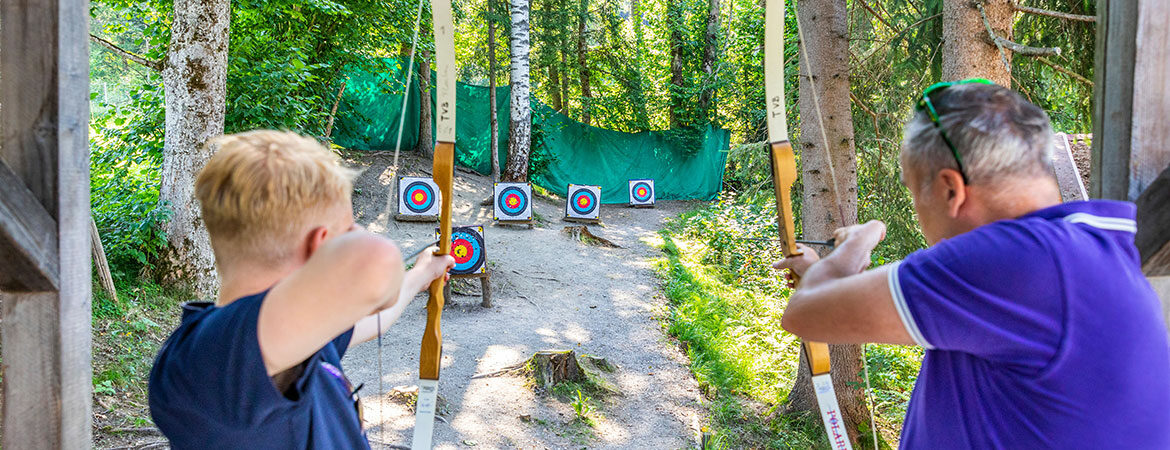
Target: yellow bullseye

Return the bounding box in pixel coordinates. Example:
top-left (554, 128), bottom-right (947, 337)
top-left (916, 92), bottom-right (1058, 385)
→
top-left (453, 246), bottom-right (468, 258)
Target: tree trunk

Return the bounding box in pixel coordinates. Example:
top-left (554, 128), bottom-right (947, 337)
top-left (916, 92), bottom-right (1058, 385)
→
top-left (160, 0), bottom-right (230, 298)
top-left (698, 0), bottom-right (721, 114)
top-left (415, 50), bottom-right (434, 153)
top-left (488, 0), bottom-right (501, 182)
top-left (668, 0), bottom-right (684, 128)
top-left (504, 0), bottom-right (532, 182)
top-left (785, 0), bottom-right (865, 445)
top-left (577, 0), bottom-right (592, 126)
top-left (549, 66), bottom-right (564, 112)
top-left (942, 0), bottom-right (1013, 85)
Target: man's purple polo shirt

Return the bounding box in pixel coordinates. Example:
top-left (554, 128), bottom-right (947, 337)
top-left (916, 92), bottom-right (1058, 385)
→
top-left (889, 200), bottom-right (1170, 449)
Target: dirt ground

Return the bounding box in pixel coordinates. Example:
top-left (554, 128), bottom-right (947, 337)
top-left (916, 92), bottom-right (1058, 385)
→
top-left (341, 150), bottom-right (707, 449)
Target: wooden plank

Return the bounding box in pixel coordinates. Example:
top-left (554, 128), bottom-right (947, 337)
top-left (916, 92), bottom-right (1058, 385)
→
top-left (0, 0), bottom-right (94, 447)
top-left (1149, 276), bottom-right (1170, 336)
top-left (1137, 167), bottom-right (1170, 275)
top-left (1128, 1), bottom-right (1170, 200)
top-left (1090, 0), bottom-right (1138, 200)
top-left (1050, 133), bottom-right (1089, 202)
top-left (0, 161), bottom-right (59, 291)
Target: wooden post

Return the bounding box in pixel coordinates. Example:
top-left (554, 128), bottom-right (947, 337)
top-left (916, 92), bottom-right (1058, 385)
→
top-left (0, 0), bottom-right (94, 447)
top-left (1092, 0), bottom-right (1170, 201)
top-left (1094, 0), bottom-right (1170, 329)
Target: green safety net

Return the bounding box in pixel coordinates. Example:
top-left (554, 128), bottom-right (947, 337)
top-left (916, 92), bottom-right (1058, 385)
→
top-left (334, 59), bottom-right (730, 203)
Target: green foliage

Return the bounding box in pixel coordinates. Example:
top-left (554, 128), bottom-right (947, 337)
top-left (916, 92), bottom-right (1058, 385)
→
top-left (570, 388), bottom-right (594, 424)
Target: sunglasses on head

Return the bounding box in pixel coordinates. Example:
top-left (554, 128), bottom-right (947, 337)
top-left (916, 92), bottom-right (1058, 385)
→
top-left (914, 78), bottom-right (996, 184)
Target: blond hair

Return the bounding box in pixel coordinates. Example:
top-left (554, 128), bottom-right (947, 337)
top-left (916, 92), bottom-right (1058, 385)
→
top-left (196, 130), bottom-right (357, 266)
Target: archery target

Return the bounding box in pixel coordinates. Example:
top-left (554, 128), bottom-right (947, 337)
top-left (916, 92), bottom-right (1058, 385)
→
top-left (493, 182), bottom-right (533, 220)
top-left (398, 177), bottom-right (441, 216)
top-left (629, 179), bottom-right (655, 206)
top-left (566, 184), bottom-right (601, 220)
top-left (439, 225), bottom-right (487, 275)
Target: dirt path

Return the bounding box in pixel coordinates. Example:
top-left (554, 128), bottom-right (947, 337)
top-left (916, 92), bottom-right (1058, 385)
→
top-left (341, 151), bottom-right (706, 449)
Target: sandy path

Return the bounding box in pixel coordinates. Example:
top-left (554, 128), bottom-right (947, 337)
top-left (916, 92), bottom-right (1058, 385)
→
top-left (341, 151), bottom-right (706, 449)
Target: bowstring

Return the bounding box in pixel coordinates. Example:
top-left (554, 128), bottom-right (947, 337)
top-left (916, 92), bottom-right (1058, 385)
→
top-left (392, 0), bottom-right (426, 176)
top-left (793, 7), bottom-right (878, 449)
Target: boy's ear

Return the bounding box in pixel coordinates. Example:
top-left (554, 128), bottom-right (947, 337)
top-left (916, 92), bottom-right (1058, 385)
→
top-left (304, 226), bottom-right (330, 260)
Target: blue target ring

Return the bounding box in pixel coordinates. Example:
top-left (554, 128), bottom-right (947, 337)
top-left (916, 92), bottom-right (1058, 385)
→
top-left (449, 227), bottom-right (485, 274)
top-left (497, 186), bottom-right (529, 217)
top-left (631, 181), bottom-right (653, 203)
top-left (570, 188), bottom-right (598, 215)
top-left (403, 181), bottom-right (436, 213)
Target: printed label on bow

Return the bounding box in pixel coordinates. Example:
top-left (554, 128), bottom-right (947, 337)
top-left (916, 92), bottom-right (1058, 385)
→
top-left (812, 374), bottom-right (854, 450)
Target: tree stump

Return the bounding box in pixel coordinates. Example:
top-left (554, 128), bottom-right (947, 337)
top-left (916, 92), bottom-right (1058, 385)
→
top-left (473, 350), bottom-right (619, 395)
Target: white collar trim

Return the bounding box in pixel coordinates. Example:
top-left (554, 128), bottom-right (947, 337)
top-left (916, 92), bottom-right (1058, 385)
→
top-left (1062, 212), bottom-right (1137, 233)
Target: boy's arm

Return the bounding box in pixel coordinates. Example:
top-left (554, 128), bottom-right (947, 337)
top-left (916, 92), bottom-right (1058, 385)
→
top-left (349, 252), bottom-right (452, 347)
top-left (257, 231), bottom-right (405, 376)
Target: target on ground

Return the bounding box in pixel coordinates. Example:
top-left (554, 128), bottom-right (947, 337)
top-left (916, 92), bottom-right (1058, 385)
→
top-left (398, 177), bottom-right (441, 216)
top-left (437, 225), bottom-right (486, 275)
top-left (566, 184), bottom-right (601, 220)
top-left (629, 179), bottom-right (655, 206)
top-left (493, 182), bottom-right (533, 220)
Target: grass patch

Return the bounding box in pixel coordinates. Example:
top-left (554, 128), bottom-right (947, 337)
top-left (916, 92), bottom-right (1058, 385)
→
top-left (92, 280), bottom-right (191, 433)
top-left (651, 196), bottom-right (922, 449)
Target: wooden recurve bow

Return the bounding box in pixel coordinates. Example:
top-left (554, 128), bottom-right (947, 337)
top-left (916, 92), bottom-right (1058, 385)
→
top-left (411, 0), bottom-right (456, 447)
top-left (764, 0), bottom-right (853, 448)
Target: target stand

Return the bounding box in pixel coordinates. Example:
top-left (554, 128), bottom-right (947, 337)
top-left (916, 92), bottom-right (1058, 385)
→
top-left (395, 176), bottom-right (441, 222)
top-left (438, 225), bottom-right (493, 307)
top-left (564, 184), bottom-right (602, 225)
top-left (493, 182), bottom-right (535, 229)
top-left (628, 179), bottom-right (656, 208)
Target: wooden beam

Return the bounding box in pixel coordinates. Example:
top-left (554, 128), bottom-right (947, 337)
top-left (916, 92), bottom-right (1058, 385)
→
top-left (1091, 0), bottom-right (1170, 201)
top-left (1137, 167), bottom-right (1170, 275)
top-left (1090, 0), bottom-right (1138, 200)
top-left (1051, 133), bottom-right (1088, 202)
top-left (0, 161), bottom-right (59, 291)
top-left (0, 0), bottom-right (94, 447)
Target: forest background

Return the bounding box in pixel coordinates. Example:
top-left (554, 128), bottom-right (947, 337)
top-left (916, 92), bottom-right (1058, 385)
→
top-left (87, 0), bottom-right (1095, 447)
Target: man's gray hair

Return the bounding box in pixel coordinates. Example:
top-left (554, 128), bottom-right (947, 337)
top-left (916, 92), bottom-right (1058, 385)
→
top-left (901, 83), bottom-right (1055, 189)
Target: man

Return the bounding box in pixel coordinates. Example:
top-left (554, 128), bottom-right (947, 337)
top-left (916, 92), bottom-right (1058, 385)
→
top-left (149, 131), bottom-right (455, 449)
top-left (775, 80), bottom-right (1170, 448)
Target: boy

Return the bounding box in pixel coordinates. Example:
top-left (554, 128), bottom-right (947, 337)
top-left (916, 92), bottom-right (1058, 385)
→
top-left (148, 130), bottom-right (454, 448)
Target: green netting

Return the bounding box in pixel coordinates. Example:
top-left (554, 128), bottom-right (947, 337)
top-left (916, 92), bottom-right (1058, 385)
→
top-left (335, 59), bottom-right (730, 203)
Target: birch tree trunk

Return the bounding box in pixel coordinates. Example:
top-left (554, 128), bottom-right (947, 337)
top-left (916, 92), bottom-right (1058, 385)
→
top-left (415, 50), bottom-right (434, 153)
top-left (488, 0), bottom-right (501, 182)
top-left (577, 0), bottom-right (592, 126)
top-left (783, 0), bottom-right (865, 445)
top-left (504, 0), bottom-right (532, 182)
top-left (942, 0), bottom-right (1013, 85)
top-left (159, 0), bottom-right (230, 298)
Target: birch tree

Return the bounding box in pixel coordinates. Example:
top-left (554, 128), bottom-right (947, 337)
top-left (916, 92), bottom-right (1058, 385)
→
top-left (503, 0), bottom-right (532, 182)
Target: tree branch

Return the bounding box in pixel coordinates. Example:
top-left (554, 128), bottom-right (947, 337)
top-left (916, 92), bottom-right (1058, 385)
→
top-left (89, 33), bottom-right (163, 71)
top-left (1036, 56), bottom-right (1093, 87)
top-left (1013, 3), bottom-right (1095, 23)
top-left (977, 1), bottom-right (1061, 74)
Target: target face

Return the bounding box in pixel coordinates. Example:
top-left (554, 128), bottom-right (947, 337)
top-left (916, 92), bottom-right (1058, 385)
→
top-left (493, 182), bottom-right (533, 220)
top-left (566, 184), bottom-right (601, 219)
top-left (629, 179), bottom-right (655, 205)
top-left (398, 177), bottom-right (441, 216)
top-left (439, 225), bottom-right (486, 275)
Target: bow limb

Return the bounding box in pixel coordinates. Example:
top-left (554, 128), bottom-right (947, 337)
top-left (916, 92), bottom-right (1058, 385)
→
top-left (412, 0), bottom-right (456, 447)
top-left (765, 0), bottom-right (852, 448)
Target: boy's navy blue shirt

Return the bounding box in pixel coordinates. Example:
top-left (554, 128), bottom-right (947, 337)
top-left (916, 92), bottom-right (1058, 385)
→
top-left (149, 291), bottom-right (370, 449)
top-left (890, 200), bottom-right (1170, 449)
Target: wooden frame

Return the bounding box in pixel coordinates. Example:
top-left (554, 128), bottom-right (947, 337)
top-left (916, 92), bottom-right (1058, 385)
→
top-left (0, 0), bottom-right (94, 447)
